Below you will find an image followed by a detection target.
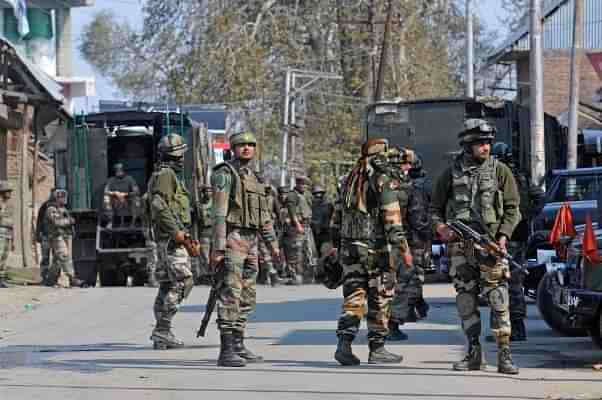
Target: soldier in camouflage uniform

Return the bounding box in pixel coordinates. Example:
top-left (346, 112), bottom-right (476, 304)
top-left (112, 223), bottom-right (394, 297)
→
top-left (257, 185), bottom-right (282, 286)
top-left (386, 147), bottom-right (430, 341)
top-left (431, 119), bottom-right (520, 374)
top-left (210, 131), bottom-right (280, 367)
top-left (0, 181), bottom-right (13, 288)
top-left (196, 185), bottom-right (214, 284)
top-left (334, 138), bottom-right (407, 366)
top-left (36, 189), bottom-right (55, 286)
top-left (103, 163), bottom-right (142, 228)
top-left (46, 190), bottom-right (83, 288)
top-left (311, 185), bottom-right (334, 257)
top-left (284, 176), bottom-right (314, 284)
top-left (147, 133), bottom-right (194, 349)
top-left (492, 142), bottom-right (544, 341)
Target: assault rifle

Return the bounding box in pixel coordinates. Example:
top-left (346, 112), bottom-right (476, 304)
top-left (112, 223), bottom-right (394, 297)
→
top-left (447, 220), bottom-right (527, 274)
top-left (197, 260), bottom-right (225, 337)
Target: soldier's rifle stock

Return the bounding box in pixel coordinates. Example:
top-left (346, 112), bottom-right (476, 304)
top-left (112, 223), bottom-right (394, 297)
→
top-left (447, 220), bottom-right (527, 274)
top-left (197, 260), bottom-right (225, 338)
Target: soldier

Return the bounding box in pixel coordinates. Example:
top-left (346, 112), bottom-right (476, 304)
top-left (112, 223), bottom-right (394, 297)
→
top-left (196, 185), bottom-right (214, 284)
top-left (431, 119), bottom-right (521, 375)
top-left (147, 133), bottom-right (195, 349)
top-left (210, 131), bottom-right (280, 367)
top-left (46, 190), bottom-right (83, 288)
top-left (36, 189), bottom-right (55, 286)
top-left (284, 176), bottom-right (313, 284)
top-left (0, 181), bottom-right (13, 288)
top-left (258, 185), bottom-right (282, 286)
top-left (386, 147), bottom-right (430, 341)
top-left (311, 185), bottom-right (334, 258)
top-left (334, 138), bottom-right (407, 366)
top-left (103, 163), bottom-right (142, 228)
top-left (491, 142), bottom-right (544, 341)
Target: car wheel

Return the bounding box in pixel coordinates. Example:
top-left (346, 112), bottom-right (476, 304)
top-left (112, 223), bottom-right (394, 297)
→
top-left (536, 271), bottom-right (588, 336)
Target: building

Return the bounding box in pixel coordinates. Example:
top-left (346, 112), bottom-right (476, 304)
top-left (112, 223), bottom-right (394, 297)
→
top-left (487, 0), bottom-right (602, 117)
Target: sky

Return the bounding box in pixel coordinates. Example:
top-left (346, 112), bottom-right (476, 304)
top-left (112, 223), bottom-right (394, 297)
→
top-left (70, 0), bottom-right (511, 110)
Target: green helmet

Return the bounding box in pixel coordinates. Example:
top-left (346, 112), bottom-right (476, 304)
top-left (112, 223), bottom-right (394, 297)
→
top-left (458, 118), bottom-right (496, 145)
top-left (158, 133), bottom-right (188, 157)
top-left (229, 132), bottom-right (257, 147)
top-left (0, 181), bottom-right (12, 193)
top-left (312, 185), bottom-right (326, 195)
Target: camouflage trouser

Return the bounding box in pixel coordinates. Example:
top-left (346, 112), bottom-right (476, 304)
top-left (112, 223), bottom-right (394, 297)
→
top-left (103, 194), bottom-right (142, 222)
top-left (197, 229), bottom-right (212, 278)
top-left (153, 245), bottom-right (193, 330)
top-left (449, 241), bottom-right (511, 346)
top-left (0, 228), bottom-right (10, 280)
top-left (283, 224), bottom-right (309, 278)
top-left (48, 236), bottom-right (74, 284)
top-left (336, 241), bottom-right (395, 344)
top-left (40, 237), bottom-right (51, 280)
top-left (258, 239), bottom-right (276, 282)
top-left (390, 242), bottom-right (427, 324)
top-left (217, 228), bottom-right (259, 333)
top-left (146, 240), bottom-right (158, 279)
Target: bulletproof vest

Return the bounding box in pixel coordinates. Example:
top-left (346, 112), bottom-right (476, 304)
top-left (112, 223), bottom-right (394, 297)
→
top-left (149, 167), bottom-right (192, 228)
top-left (448, 156), bottom-right (503, 231)
top-left (312, 200), bottom-right (333, 230)
top-left (292, 190), bottom-right (312, 221)
top-left (0, 202), bottom-right (12, 230)
top-left (217, 162), bottom-right (270, 230)
top-left (47, 206), bottom-right (72, 237)
top-left (340, 176), bottom-right (380, 241)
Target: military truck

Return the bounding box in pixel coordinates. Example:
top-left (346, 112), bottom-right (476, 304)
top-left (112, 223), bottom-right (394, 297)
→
top-left (54, 111), bottom-right (209, 286)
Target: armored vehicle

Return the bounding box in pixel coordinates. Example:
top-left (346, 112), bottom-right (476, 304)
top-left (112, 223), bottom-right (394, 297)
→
top-left (54, 111), bottom-right (208, 286)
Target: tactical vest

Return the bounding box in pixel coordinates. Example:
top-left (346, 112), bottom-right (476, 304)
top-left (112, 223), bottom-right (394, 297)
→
top-left (447, 156), bottom-right (503, 230)
top-left (148, 167), bottom-right (192, 228)
top-left (340, 177), bottom-right (381, 241)
top-left (47, 206), bottom-right (72, 238)
top-left (216, 162), bottom-right (270, 230)
top-left (291, 190), bottom-right (312, 221)
top-left (0, 202), bottom-right (12, 230)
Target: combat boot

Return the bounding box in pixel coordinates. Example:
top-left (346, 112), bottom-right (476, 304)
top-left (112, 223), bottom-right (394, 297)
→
top-left (415, 297), bottom-right (430, 320)
top-left (510, 319), bottom-right (527, 342)
top-left (497, 346), bottom-right (519, 375)
top-left (334, 334), bottom-right (360, 366)
top-left (453, 337), bottom-right (486, 371)
top-left (218, 331), bottom-right (246, 367)
top-left (386, 321), bottom-right (408, 341)
top-left (233, 331), bottom-right (264, 363)
top-left (368, 341), bottom-right (403, 364)
top-left (150, 327), bottom-right (185, 350)
top-left (269, 272), bottom-right (281, 287)
top-left (68, 275), bottom-right (84, 288)
top-left (405, 307), bottom-right (418, 323)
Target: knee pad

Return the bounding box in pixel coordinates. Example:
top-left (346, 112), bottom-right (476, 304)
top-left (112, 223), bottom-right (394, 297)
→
top-left (456, 292), bottom-right (477, 319)
top-left (488, 287), bottom-right (509, 312)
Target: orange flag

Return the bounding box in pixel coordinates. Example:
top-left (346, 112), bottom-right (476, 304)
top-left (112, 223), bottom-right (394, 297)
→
top-left (549, 203), bottom-right (577, 260)
top-left (583, 213), bottom-right (600, 264)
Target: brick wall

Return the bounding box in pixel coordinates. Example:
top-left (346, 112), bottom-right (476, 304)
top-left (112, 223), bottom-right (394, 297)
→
top-left (517, 50), bottom-right (602, 117)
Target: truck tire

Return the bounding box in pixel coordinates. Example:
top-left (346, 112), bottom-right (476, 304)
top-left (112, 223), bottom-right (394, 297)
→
top-left (537, 272), bottom-right (587, 336)
top-left (589, 310), bottom-right (602, 349)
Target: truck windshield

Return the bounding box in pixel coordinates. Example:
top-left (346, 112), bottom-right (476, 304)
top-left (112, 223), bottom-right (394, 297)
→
top-left (549, 174), bottom-right (602, 202)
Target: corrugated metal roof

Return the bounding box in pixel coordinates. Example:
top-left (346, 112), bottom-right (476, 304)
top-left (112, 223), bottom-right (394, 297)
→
top-left (488, 0), bottom-right (602, 64)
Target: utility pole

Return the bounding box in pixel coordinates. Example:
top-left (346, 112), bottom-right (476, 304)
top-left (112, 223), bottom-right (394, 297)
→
top-left (530, 0), bottom-right (546, 190)
top-left (280, 69), bottom-right (342, 187)
top-left (466, 0), bottom-right (474, 98)
top-left (374, 0), bottom-right (393, 102)
top-left (567, 0), bottom-right (583, 170)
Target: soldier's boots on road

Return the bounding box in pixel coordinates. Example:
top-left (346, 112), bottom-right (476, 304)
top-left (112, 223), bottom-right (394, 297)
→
top-left (218, 331), bottom-right (246, 367)
top-left (386, 321), bottom-right (408, 341)
top-left (68, 275), bottom-right (84, 288)
top-left (415, 297), bottom-right (429, 320)
top-left (453, 338), bottom-right (486, 371)
top-left (233, 331), bottom-right (264, 363)
top-left (510, 319), bottom-right (527, 342)
top-left (368, 341), bottom-right (403, 364)
top-left (334, 335), bottom-right (360, 366)
top-left (150, 328), bottom-right (185, 350)
top-left (269, 272), bottom-right (281, 287)
top-left (405, 307), bottom-right (418, 323)
top-left (497, 346), bottom-right (519, 375)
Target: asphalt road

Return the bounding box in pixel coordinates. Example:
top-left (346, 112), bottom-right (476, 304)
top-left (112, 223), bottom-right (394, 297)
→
top-left (0, 283), bottom-right (601, 400)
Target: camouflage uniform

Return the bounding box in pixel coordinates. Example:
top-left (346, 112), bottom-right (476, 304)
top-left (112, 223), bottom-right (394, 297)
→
top-left (334, 139), bottom-right (405, 366)
top-left (431, 119), bottom-right (520, 374)
top-left (147, 134), bottom-right (194, 349)
top-left (0, 182), bottom-right (13, 287)
top-left (141, 191), bottom-right (158, 288)
top-left (258, 186), bottom-right (281, 286)
top-left (212, 131), bottom-right (279, 367)
top-left (311, 186), bottom-right (335, 257)
top-left (103, 164), bottom-right (142, 227)
top-left (284, 178), bottom-right (314, 284)
top-left (46, 191), bottom-right (80, 287)
top-left (196, 186), bottom-right (213, 283)
top-left (36, 191), bottom-right (55, 285)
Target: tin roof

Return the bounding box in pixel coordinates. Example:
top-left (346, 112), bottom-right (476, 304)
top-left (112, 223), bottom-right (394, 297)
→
top-left (487, 0), bottom-right (602, 65)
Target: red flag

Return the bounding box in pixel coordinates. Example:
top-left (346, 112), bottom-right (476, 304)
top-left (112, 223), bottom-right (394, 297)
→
top-left (549, 203), bottom-right (577, 260)
top-left (583, 213), bottom-right (600, 264)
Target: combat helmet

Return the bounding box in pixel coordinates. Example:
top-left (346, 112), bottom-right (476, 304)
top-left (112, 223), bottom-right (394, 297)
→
top-left (158, 133), bottom-right (188, 157)
top-left (491, 142), bottom-right (512, 162)
top-left (361, 138), bottom-right (389, 157)
top-left (312, 185), bottom-right (326, 195)
top-left (277, 185), bottom-right (289, 195)
top-left (458, 118), bottom-right (496, 145)
top-left (229, 132), bottom-right (257, 147)
top-left (55, 189), bottom-right (68, 198)
top-left (388, 146), bottom-right (414, 165)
